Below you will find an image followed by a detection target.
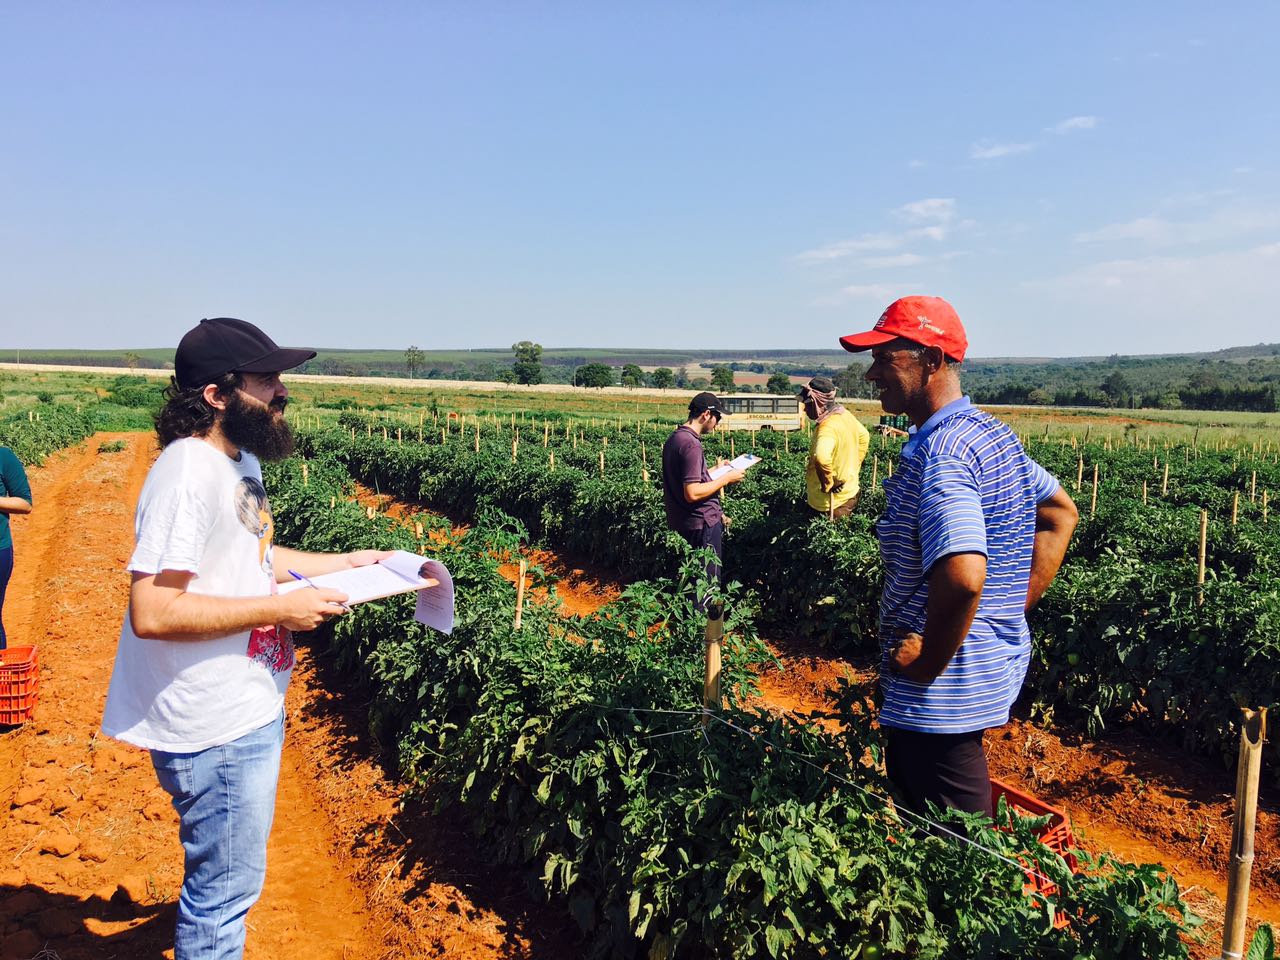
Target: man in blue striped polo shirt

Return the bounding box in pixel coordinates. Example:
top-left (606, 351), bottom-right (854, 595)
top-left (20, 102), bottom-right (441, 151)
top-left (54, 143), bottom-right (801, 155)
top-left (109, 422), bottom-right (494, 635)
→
top-left (840, 296), bottom-right (1078, 818)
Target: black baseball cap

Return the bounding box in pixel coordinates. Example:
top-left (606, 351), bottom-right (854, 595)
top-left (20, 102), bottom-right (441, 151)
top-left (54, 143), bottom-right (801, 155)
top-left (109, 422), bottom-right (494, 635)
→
top-left (174, 318), bottom-right (317, 390)
top-left (689, 391), bottom-right (722, 418)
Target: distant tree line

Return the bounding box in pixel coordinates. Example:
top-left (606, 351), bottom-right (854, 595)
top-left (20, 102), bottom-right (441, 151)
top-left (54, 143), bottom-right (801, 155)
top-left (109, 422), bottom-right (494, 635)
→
top-left (290, 342), bottom-right (1280, 412)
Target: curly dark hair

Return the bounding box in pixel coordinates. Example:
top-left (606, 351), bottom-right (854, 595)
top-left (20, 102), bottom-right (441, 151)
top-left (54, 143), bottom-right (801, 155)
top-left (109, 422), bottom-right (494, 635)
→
top-left (155, 372), bottom-right (242, 448)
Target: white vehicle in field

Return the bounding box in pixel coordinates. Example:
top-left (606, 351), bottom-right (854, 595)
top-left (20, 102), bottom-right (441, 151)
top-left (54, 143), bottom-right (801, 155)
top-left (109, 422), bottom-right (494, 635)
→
top-left (716, 394), bottom-right (804, 431)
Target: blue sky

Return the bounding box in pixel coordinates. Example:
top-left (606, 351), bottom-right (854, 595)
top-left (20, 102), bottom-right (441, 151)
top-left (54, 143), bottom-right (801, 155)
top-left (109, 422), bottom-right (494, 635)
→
top-left (2, 2), bottom-right (1277, 357)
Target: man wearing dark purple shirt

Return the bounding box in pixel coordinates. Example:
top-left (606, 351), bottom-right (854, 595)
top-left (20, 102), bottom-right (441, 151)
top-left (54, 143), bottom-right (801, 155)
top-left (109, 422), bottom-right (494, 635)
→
top-left (662, 392), bottom-right (745, 610)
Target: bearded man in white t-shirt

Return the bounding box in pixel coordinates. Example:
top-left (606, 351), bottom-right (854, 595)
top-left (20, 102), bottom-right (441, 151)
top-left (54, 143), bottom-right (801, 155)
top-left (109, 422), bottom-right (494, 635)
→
top-left (102, 317), bottom-right (391, 960)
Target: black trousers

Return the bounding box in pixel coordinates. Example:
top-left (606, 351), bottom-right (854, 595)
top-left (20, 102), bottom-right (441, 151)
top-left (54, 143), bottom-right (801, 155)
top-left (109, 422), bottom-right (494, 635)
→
top-left (884, 726), bottom-right (992, 819)
top-left (678, 520), bottom-right (723, 615)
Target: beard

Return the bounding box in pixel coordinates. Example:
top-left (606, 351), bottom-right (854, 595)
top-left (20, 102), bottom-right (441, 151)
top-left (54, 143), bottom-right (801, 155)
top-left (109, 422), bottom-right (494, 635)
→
top-left (220, 389), bottom-right (295, 462)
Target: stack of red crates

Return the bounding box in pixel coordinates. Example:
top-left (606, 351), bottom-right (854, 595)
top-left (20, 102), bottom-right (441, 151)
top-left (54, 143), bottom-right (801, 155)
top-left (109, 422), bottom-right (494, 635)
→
top-left (0, 645), bottom-right (39, 725)
top-left (991, 778), bottom-right (1078, 926)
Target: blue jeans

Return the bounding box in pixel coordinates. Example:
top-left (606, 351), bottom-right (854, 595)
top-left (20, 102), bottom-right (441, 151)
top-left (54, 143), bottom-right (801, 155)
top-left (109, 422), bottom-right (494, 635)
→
top-left (150, 710), bottom-right (285, 960)
top-left (0, 545), bottom-right (12, 649)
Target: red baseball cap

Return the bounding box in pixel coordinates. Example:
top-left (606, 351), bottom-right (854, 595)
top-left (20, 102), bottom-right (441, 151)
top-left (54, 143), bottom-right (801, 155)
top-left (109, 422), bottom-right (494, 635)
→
top-left (839, 295), bottom-right (968, 362)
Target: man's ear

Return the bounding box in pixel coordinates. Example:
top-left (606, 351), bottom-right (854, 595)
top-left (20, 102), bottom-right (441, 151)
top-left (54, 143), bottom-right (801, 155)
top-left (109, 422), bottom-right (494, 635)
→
top-left (202, 382), bottom-right (231, 411)
top-left (922, 345), bottom-right (947, 374)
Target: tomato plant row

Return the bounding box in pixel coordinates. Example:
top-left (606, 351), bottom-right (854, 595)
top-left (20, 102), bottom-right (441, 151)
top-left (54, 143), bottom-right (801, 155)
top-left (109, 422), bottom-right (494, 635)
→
top-left (264, 451), bottom-right (1200, 959)
top-left (298, 414), bottom-right (1280, 778)
top-left (0, 406), bottom-right (97, 465)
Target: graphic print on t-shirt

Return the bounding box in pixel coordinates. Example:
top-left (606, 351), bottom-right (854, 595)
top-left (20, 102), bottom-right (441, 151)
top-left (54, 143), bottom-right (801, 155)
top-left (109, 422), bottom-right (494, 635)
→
top-left (233, 476), bottom-right (295, 675)
top-left (234, 476), bottom-right (275, 572)
top-left (247, 624), bottom-right (295, 674)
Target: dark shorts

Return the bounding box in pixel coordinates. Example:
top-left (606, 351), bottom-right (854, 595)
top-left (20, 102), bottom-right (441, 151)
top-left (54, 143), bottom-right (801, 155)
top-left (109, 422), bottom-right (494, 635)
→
top-left (884, 726), bottom-right (992, 820)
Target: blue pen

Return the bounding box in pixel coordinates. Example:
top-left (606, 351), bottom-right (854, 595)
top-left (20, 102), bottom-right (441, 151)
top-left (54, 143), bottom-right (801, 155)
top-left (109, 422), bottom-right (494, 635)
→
top-left (288, 569), bottom-right (350, 611)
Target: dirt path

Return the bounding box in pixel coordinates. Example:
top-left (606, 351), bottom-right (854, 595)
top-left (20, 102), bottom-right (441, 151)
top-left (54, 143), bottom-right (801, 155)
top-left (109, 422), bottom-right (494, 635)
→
top-left (0, 435), bottom-right (569, 960)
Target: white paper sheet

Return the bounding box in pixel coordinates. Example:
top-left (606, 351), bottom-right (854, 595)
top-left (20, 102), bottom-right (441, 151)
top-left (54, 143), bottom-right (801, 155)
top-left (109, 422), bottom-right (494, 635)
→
top-left (280, 550), bottom-right (455, 633)
top-left (708, 452), bottom-right (762, 480)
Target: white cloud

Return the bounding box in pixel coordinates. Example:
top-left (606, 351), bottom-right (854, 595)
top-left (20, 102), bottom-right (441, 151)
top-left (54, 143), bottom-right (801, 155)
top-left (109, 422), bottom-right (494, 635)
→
top-left (861, 253), bottom-right (927, 269)
top-left (1015, 243), bottom-right (1280, 353)
top-left (813, 283), bottom-right (903, 306)
top-left (1074, 204), bottom-right (1280, 246)
top-left (896, 198), bottom-right (956, 224)
top-left (970, 140), bottom-right (1036, 160)
top-left (795, 233), bottom-right (904, 262)
top-left (1046, 115), bottom-right (1098, 135)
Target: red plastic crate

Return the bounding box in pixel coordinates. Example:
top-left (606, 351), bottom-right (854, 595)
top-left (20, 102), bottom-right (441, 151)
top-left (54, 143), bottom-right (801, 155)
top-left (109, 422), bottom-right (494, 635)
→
top-left (991, 778), bottom-right (1078, 924)
top-left (0, 645), bottom-right (39, 726)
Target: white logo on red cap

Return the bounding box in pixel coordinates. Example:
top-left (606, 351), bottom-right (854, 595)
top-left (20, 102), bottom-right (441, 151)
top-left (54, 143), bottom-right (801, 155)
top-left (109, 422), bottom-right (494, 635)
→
top-left (917, 314), bottom-right (946, 335)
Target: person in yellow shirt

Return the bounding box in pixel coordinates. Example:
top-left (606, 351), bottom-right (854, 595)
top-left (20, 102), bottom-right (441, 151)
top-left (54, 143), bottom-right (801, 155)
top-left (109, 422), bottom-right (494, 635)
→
top-left (800, 376), bottom-right (870, 518)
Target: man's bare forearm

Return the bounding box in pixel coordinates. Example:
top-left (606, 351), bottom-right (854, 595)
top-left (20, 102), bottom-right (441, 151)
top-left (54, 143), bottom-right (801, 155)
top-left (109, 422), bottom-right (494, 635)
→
top-left (130, 579), bottom-right (287, 642)
top-left (273, 546), bottom-right (351, 581)
top-left (0, 496), bottom-right (32, 515)
top-left (1025, 488), bottom-right (1078, 611)
top-left (893, 553), bottom-right (986, 683)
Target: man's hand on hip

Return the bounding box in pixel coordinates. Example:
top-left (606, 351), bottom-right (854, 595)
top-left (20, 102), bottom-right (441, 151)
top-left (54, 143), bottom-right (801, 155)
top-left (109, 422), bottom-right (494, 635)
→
top-left (889, 632), bottom-right (927, 679)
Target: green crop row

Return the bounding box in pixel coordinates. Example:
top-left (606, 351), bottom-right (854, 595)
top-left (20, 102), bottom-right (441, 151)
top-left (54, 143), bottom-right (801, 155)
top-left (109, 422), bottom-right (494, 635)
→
top-left (263, 451), bottom-right (1201, 959)
top-left (0, 406), bottom-right (97, 465)
top-left (295, 417), bottom-right (1280, 778)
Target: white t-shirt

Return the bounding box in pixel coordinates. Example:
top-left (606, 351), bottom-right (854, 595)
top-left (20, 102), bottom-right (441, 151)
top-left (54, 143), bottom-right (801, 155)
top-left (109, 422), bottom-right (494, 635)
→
top-left (102, 437), bottom-right (294, 752)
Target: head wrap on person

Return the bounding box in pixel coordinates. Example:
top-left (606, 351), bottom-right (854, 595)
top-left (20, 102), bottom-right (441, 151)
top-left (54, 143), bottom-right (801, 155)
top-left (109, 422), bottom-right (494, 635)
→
top-left (800, 376), bottom-right (844, 423)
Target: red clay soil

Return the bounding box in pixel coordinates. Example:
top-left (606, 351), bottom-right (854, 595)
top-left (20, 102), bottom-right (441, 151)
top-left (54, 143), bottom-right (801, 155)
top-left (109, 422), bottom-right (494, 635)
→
top-left (749, 640), bottom-right (1278, 955)
top-left (0, 435), bottom-right (572, 960)
top-left (344, 483), bottom-right (1280, 955)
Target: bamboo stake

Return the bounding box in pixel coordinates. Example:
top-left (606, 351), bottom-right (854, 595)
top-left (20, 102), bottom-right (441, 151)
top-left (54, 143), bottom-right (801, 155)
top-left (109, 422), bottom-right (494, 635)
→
top-left (599, 449), bottom-right (605, 477)
top-left (1197, 509), bottom-right (1208, 605)
top-left (1220, 708), bottom-right (1268, 960)
top-left (1263, 490), bottom-right (1269, 523)
top-left (301, 462), bottom-right (309, 486)
top-left (1251, 470), bottom-right (1257, 503)
top-left (544, 422), bottom-right (549, 447)
top-left (1162, 462), bottom-right (1169, 497)
top-left (513, 558), bottom-right (527, 630)
top-left (702, 613), bottom-right (723, 727)
top-left (549, 451), bottom-right (555, 472)
top-left (1076, 456), bottom-right (1083, 493)
top-left (397, 428), bottom-right (402, 445)
top-left (1142, 480), bottom-right (1148, 505)
top-left (887, 461), bottom-right (893, 478)
top-left (1232, 491), bottom-right (1239, 526)
top-left (1090, 464), bottom-right (1099, 517)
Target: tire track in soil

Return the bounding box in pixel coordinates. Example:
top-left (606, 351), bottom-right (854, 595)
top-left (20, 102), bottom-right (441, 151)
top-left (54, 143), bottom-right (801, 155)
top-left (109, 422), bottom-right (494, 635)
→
top-left (1, 435), bottom-right (569, 960)
top-left (354, 486), bottom-right (1275, 957)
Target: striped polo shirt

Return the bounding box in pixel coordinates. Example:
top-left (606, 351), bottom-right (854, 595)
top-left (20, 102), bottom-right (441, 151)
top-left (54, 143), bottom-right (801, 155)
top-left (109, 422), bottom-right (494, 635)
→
top-left (877, 396), bottom-right (1059, 734)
